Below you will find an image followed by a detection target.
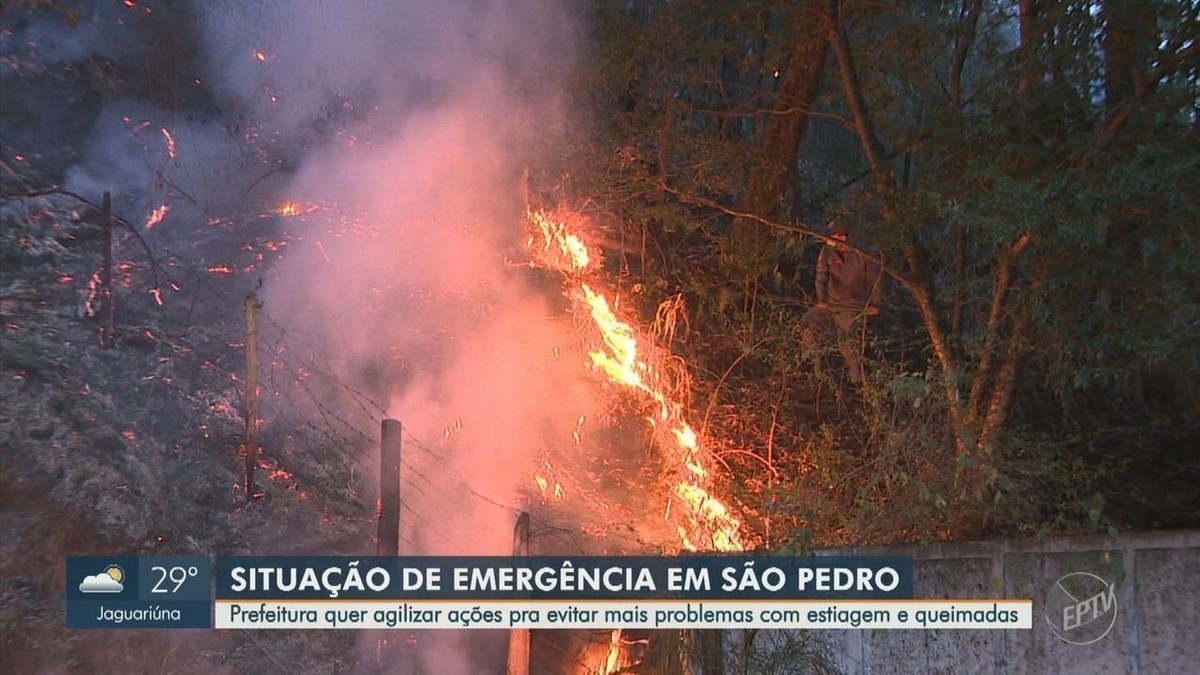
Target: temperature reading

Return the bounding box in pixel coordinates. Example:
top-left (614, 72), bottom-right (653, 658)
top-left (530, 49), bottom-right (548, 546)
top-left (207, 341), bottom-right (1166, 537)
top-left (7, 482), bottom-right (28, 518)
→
top-left (151, 565), bottom-right (199, 593)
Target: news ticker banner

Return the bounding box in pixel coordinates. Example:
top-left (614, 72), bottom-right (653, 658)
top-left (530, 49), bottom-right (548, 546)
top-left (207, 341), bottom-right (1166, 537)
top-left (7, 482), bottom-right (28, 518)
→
top-left (214, 600), bottom-right (1032, 630)
top-left (215, 555), bottom-right (916, 600)
top-left (66, 555), bottom-right (1033, 630)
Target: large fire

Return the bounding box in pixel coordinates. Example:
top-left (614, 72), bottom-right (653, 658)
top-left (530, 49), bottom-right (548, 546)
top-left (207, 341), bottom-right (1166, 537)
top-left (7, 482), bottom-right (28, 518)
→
top-left (525, 208), bottom-right (743, 555)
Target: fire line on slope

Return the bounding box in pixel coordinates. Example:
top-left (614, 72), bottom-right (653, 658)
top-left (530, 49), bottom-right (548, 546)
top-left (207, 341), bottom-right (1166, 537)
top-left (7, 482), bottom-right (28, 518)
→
top-left (524, 207), bottom-right (744, 554)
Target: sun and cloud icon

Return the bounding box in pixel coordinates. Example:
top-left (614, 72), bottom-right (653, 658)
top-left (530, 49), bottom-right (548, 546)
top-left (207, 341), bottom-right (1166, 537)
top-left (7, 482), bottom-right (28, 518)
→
top-left (79, 565), bottom-right (125, 593)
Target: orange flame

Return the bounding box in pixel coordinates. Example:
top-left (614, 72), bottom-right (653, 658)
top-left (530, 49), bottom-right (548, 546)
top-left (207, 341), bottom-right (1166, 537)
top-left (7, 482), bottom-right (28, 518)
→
top-left (527, 209), bottom-right (592, 272)
top-left (161, 128), bottom-right (176, 159)
top-left (575, 628), bottom-right (629, 675)
top-left (142, 204), bottom-right (169, 231)
top-left (270, 201), bottom-right (320, 218)
top-left (526, 208), bottom-right (743, 553)
top-left (603, 628), bottom-right (623, 674)
top-left (276, 201), bottom-right (302, 217)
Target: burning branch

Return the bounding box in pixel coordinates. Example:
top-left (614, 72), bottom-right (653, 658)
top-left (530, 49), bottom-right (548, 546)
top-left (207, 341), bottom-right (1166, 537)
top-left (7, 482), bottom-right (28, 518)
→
top-left (525, 208), bottom-right (744, 553)
top-left (98, 191), bottom-right (115, 346)
top-left (1, 188), bottom-right (181, 311)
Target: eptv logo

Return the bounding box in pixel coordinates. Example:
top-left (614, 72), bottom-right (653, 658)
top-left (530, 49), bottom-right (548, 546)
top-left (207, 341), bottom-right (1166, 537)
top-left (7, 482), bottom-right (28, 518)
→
top-left (1045, 572), bottom-right (1118, 645)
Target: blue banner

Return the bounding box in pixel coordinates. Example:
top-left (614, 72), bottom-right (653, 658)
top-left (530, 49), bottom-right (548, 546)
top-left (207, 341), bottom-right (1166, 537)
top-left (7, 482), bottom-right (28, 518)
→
top-left (66, 556), bottom-right (212, 629)
top-left (215, 555), bottom-right (913, 600)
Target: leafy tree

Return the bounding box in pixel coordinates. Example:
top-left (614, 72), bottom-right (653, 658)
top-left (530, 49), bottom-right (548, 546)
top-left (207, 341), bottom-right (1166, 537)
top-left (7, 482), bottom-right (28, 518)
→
top-left (571, 0), bottom-right (1199, 540)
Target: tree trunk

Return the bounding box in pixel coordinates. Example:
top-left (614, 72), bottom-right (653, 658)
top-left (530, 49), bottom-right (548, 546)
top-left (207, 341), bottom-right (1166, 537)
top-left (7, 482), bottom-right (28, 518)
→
top-left (967, 234), bottom-right (1031, 425)
top-left (978, 265), bottom-right (1046, 452)
top-left (1101, 0), bottom-right (1154, 117)
top-left (731, 2), bottom-right (829, 261)
top-left (1017, 0), bottom-right (1039, 99)
top-left (826, 0), bottom-right (968, 450)
top-left (951, 227), bottom-right (965, 354)
top-left (948, 0), bottom-right (983, 108)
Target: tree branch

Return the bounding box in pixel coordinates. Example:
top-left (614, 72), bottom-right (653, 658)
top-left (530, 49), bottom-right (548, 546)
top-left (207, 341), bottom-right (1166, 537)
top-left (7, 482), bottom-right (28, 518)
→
top-left (1102, 40), bottom-right (1199, 138)
top-left (2, 189), bottom-right (180, 304)
top-left (732, 0), bottom-right (830, 253)
top-left (825, 0), bottom-right (964, 444)
top-left (967, 233), bottom-right (1032, 423)
top-left (948, 0), bottom-right (984, 108)
top-left (652, 178), bottom-right (897, 263)
top-left (977, 262), bottom-right (1046, 452)
top-left (827, 0), bottom-right (893, 192)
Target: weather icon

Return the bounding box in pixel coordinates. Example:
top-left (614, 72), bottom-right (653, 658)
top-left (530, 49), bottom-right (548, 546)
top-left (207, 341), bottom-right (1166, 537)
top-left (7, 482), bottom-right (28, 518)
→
top-left (79, 565), bottom-right (125, 593)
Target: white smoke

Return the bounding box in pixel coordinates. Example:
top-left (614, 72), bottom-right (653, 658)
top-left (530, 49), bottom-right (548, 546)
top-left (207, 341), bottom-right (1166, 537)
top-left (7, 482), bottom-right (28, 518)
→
top-left (63, 100), bottom-right (262, 226)
top-left (0, 3), bottom-right (150, 65)
top-left (193, 2), bottom-right (588, 671)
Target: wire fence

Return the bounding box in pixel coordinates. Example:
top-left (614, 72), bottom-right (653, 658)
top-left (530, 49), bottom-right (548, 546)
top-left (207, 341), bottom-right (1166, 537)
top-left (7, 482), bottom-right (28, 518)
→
top-left (246, 304), bottom-right (667, 557)
top-left (2, 188), bottom-right (702, 560)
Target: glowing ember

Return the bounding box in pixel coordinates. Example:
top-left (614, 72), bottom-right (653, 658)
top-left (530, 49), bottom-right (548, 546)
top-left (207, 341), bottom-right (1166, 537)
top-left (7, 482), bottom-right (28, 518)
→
top-left (534, 463), bottom-right (565, 501)
top-left (141, 204), bottom-right (169, 231)
top-left (526, 209), bottom-right (743, 553)
top-left (161, 128), bottom-right (176, 159)
top-left (270, 201), bottom-right (319, 218)
top-left (572, 414), bottom-right (585, 445)
top-left (276, 201), bottom-right (302, 217)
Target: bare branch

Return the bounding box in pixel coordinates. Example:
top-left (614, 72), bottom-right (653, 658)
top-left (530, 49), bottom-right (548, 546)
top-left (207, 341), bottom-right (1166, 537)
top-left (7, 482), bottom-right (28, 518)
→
top-left (1, 188), bottom-right (180, 304)
top-left (1102, 40), bottom-right (1199, 138)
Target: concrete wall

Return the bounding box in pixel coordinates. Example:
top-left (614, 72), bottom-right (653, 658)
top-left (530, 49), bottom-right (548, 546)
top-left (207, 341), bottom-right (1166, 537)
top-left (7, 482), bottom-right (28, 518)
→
top-left (805, 530), bottom-right (1200, 674)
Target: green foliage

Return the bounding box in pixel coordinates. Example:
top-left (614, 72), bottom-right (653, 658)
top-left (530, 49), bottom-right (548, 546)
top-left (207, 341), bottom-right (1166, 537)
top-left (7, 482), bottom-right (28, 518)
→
top-left (568, 0), bottom-right (1199, 546)
top-left (729, 629), bottom-right (839, 675)
top-left (987, 429), bottom-right (1133, 537)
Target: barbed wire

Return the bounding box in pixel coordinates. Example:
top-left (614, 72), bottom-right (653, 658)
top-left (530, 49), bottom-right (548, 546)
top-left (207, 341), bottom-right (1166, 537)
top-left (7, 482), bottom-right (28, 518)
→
top-left (230, 296), bottom-right (691, 554)
top-left (243, 301), bottom-right (680, 557)
top-left (258, 311), bottom-right (389, 421)
top-left (3, 173), bottom-right (709, 563)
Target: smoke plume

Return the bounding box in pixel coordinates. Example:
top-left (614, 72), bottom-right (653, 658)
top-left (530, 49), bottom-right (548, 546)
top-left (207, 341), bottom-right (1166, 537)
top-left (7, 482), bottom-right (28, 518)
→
top-left (193, 2), bottom-right (589, 669)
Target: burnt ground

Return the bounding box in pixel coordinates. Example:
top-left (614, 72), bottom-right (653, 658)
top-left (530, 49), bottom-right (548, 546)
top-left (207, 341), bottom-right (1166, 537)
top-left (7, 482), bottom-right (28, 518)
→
top-left (0, 177), bottom-right (689, 674)
top-left (0, 13), bottom-right (714, 670)
top-left (0, 174), bottom-right (380, 671)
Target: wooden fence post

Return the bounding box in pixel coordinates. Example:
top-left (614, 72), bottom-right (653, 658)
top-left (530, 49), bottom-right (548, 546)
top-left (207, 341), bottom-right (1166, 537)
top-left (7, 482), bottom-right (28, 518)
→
top-left (378, 419), bottom-right (402, 556)
top-left (506, 511), bottom-right (531, 675)
top-left (375, 419), bottom-right (405, 672)
top-left (682, 550), bottom-right (723, 675)
top-left (243, 291), bottom-right (260, 500)
top-left (681, 628), bottom-right (724, 675)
